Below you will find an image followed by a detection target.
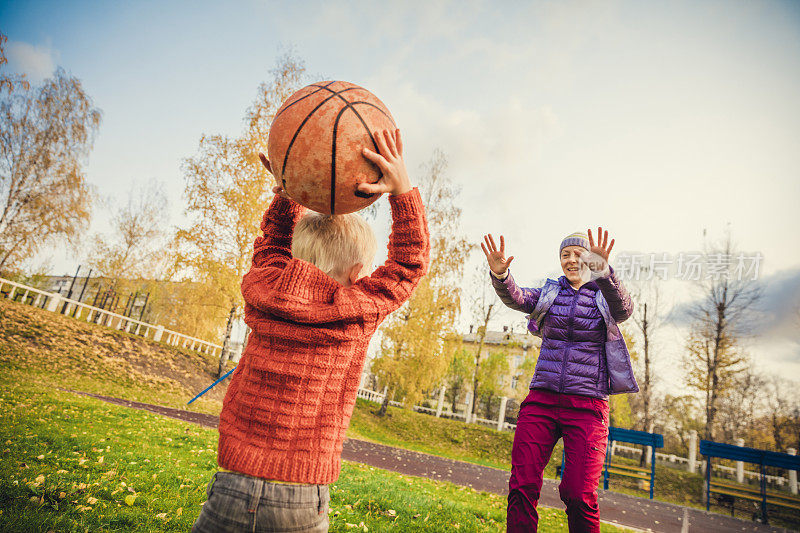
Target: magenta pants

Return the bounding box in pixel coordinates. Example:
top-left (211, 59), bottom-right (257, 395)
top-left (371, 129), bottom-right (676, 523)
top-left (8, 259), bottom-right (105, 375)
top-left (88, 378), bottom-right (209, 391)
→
top-left (507, 389), bottom-right (609, 533)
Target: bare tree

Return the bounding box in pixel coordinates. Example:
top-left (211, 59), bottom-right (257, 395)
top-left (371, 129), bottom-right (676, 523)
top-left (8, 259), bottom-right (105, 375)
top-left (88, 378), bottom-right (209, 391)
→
top-left (0, 41), bottom-right (101, 272)
top-left (765, 376), bottom-right (800, 451)
top-left (467, 265), bottom-right (501, 422)
top-left (716, 363), bottom-right (766, 444)
top-left (89, 180), bottom-right (168, 288)
top-left (629, 279), bottom-right (665, 436)
top-left (683, 232), bottom-right (762, 440)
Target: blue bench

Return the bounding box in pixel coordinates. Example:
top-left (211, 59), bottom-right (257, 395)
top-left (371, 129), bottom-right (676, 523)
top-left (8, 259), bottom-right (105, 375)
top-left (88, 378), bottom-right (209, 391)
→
top-left (700, 440), bottom-right (800, 524)
top-left (559, 426), bottom-right (664, 500)
top-left (603, 427), bottom-right (663, 500)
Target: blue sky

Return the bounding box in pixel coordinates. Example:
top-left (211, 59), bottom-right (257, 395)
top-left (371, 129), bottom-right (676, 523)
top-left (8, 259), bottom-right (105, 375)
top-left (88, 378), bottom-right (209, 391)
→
top-left (3, 0), bottom-right (799, 383)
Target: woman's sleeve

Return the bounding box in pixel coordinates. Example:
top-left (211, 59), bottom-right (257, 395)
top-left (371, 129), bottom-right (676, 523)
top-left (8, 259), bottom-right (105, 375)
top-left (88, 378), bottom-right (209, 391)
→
top-left (490, 270), bottom-right (542, 314)
top-left (595, 266), bottom-right (634, 322)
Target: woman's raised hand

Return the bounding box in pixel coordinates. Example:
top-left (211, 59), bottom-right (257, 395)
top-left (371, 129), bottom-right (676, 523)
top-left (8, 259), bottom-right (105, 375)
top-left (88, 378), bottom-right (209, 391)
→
top-left (481, 234), bottom-right (514, 276)
top-left (586, 227), bottom-right (614, 272)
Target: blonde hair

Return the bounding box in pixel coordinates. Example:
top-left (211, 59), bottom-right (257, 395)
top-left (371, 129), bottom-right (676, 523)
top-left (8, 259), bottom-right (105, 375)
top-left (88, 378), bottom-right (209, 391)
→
top-left (292, 212), bottom-right (377, 278)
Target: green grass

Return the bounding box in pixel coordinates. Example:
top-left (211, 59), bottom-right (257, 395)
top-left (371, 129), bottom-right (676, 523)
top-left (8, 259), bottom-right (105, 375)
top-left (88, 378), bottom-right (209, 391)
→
top-left (6, 297), bottom-right (795, 529)
top-left (348, 398), bottom-right (566, 479)
top-left (0, 382), bottom-right (632, 532)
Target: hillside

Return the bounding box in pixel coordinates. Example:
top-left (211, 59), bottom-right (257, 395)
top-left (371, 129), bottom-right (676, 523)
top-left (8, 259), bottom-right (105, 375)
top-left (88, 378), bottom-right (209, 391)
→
top-left (0, 298), bottom-right (232, 414)
top-left (0, 298), bottom-right (519, 468)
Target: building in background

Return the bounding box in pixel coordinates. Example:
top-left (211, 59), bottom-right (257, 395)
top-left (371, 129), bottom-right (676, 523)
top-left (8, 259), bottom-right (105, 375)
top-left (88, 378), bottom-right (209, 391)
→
top-left (461, 325), bottom-right (539, 392)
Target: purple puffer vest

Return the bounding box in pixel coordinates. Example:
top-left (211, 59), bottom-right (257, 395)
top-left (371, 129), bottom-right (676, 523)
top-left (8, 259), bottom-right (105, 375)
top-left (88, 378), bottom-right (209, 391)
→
top-left (490, 267), bottom-right (635, 400)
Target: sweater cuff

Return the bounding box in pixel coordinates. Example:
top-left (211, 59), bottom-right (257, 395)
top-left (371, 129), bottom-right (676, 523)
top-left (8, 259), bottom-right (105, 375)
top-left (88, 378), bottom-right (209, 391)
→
top-left (271, 194), bottom-right (304, 218)
top-left (593, 263), bottom-right (612, 280)
top-left (388, 188), bottom-right (423, 220)
top-left (595, 266), bottom-right (621, 293)
top-left (490, 269), bottom-right (509, 281)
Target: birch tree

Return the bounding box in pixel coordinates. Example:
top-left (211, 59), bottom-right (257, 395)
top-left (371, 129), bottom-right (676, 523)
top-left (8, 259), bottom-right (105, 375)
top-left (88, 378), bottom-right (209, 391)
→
top-left (372, 150), bottom-right (471, 416)
top-left (175, 54), bottom-right (307, 374)
top-left (0, 35), bottom-right (101, 272)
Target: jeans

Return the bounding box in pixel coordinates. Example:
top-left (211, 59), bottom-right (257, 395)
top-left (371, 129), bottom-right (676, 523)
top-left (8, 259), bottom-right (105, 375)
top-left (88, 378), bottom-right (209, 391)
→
top-left (507, 389), bottom-right (609, 533)
top-left (192, 472), bottom-right (330, 532)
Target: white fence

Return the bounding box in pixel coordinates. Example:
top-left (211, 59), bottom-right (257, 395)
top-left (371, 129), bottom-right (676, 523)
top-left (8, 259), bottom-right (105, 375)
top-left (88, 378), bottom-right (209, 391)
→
top-left (0, 277), bottom-right (224, 357)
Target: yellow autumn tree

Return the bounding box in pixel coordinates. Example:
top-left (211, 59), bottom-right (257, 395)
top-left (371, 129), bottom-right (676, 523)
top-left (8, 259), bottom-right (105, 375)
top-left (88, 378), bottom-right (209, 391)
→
top-left (173, 53), bottom-right (308, 373)
top-left (371, 149), bottom-right (472, 416)
top-left (1, 33), bottom-right (101, 273)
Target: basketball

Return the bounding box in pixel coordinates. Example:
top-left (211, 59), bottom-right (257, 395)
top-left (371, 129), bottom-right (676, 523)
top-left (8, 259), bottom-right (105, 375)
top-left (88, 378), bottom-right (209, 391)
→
top-left (267, 81), bottom-right (397, 215)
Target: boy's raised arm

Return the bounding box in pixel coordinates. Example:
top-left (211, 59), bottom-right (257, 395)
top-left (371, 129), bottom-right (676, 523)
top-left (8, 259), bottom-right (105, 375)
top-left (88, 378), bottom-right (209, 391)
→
top-left (241, 157), bottom-right (305, 305)
top-left (357, 188), bottom-right (429, 318)
top-left (250, 194), bottom-right (304, 269)
top-left (355, 129), bottom-right (430, 320)
top-left (249, 154), bottom-right (305, 269)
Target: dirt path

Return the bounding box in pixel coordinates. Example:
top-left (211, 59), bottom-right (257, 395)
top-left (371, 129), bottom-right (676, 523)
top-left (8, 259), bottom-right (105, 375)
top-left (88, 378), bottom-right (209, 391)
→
top-left (66, 390), bottom-right (793, 533)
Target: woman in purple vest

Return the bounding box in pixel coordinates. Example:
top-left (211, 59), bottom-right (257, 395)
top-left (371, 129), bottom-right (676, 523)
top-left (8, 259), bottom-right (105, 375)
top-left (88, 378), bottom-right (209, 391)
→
top-left (482, 228), bottom-right (635, 533)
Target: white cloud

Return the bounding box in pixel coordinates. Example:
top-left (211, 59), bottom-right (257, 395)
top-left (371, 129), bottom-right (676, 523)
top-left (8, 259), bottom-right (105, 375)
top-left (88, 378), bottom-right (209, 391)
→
top-left (6, 41), bottom-right (59, 82)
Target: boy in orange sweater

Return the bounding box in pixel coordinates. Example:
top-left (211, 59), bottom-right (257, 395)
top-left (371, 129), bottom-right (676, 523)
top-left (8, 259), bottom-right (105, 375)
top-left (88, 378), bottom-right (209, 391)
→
top-left (192, 129), bottom-right (429, 532)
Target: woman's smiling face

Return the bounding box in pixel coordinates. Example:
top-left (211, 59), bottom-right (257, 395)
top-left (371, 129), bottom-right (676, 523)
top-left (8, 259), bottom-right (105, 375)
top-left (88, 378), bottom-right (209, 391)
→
top-left (560, 245), bottom-right (588, 286)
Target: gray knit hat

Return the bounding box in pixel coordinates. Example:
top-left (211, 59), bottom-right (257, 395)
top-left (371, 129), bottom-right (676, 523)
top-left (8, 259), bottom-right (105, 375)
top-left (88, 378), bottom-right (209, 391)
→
top-left (559, 232), bottom-right (590, 253)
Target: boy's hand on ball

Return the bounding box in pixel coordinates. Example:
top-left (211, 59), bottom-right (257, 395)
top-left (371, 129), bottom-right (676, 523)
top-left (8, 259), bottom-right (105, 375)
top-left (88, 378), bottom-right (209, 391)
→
top-left (360, 129), bottom-right (412, 196)
top-left (481, 234), bottom-right (514, 276)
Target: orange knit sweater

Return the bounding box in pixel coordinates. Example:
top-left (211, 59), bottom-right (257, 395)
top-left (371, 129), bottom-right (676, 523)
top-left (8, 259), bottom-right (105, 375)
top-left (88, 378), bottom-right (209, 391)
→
top-left (217, 188), bottom-right (429, 484)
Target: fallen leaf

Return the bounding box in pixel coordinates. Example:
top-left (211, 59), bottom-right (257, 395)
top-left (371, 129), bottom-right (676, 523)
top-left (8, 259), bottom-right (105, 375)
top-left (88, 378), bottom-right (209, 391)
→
top-left (124, 494), bottom-right (136, 506)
